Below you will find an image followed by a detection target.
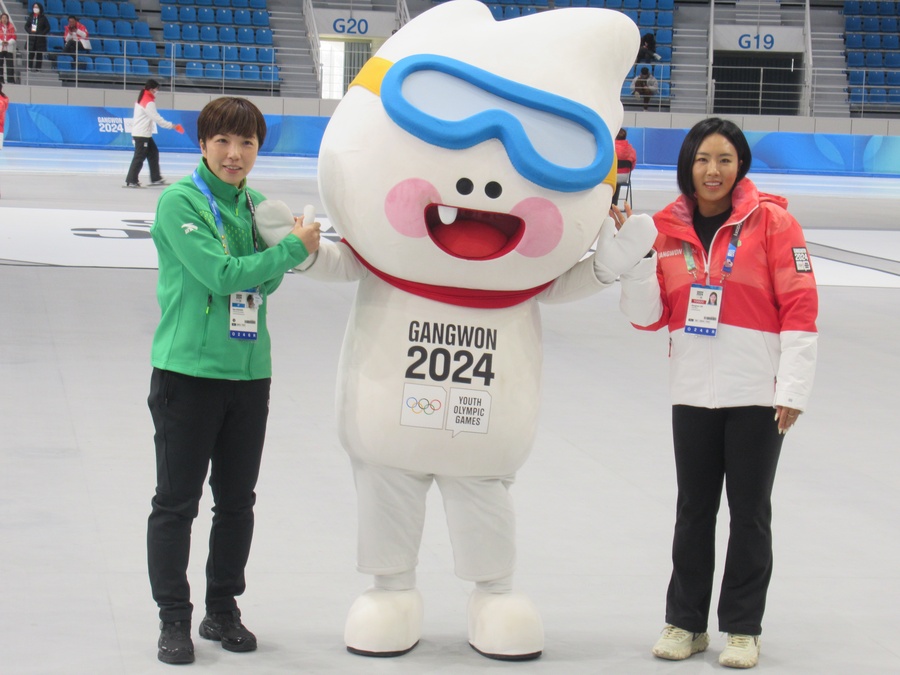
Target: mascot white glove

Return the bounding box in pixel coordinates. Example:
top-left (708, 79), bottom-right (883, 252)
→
top-left (256, 201), bottom-right (319, 270)
top-left (592, 213), bottom-right (657, 284)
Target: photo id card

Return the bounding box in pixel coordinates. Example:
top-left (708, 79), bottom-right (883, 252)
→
top-left (684, 284), bottom-right (723, 336)
top-left (229, 289), bottom-right (261, 340)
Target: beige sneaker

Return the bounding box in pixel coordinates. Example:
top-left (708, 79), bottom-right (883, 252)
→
top-left (651, 624), bottom-right (710, 660)
top-left (719, 633), bottom-right (761, 669)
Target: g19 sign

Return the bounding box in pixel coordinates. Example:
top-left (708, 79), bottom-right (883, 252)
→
top-left (714, 25), bottom-right (804, 53)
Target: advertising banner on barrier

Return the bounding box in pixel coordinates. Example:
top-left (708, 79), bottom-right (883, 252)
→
top-left (2, 103), bottom-right (330, 157)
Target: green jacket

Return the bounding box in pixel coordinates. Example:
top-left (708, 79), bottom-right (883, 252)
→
top-left (150, 160), bottom-right (309, 380)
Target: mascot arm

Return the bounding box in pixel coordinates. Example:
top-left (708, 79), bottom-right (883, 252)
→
top-left (592, 214), bottom-right (657, 284)
top-left (539, 256), bottom-right (614, 304)
top-left (300, 240), bottom-right (368, 282)
top-left (618, 252), bottom-right (664, 326)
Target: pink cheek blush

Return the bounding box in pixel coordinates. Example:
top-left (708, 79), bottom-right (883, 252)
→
top-left (384, 178), bottom-right (442, 238)
top-left (510, 198), bottom-right (564, 258)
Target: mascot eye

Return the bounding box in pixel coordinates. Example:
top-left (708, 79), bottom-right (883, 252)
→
top-left (457, 178), bottom-right (474, 195)
top-left (485, 181), bottom-right (502, 199)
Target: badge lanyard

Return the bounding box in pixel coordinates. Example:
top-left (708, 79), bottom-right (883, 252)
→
top-left (682, 222), bottom-right (742, 337)
top-left (192, 170), bottom-right (262, 340)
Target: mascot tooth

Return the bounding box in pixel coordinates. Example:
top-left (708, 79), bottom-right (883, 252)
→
top-left (259, 0), bottom-right (654, 660)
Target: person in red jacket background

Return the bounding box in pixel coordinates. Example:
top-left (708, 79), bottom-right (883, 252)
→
top-left (0, 13), bottom-right (17, 84)
top-left (62, 15), bottom-right (92, 56)
top-left (613, 127), bottom-right (637, 206)
top-left (612, 117), bottom-right (818, 670)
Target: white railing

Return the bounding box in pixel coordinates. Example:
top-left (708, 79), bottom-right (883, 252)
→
top-left (303, 0), bottom-right (321, 83)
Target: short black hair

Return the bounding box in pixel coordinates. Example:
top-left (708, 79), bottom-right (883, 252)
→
top-left (197, 97), bottom-right (267, 147)
top-left (676, 117), bottom-right (752, 199)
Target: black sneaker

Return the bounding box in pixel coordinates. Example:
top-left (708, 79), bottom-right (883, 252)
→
top-left (124, 182), bottom-right (142, 188)
top-left (199, 609), bottom-right (257, 652)
top-left (151, 178), bottom-right (168, 186)
top-left (158, 620), bottom-right (195, 664)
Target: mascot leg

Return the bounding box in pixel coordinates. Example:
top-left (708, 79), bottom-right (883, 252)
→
top-left (437, 475), bottom-right (544, 660)
top-left (345, 461), bottom-right (430, 657)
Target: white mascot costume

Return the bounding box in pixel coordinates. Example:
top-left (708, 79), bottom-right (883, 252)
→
top-left (258, 0), bottom-right (654, 661)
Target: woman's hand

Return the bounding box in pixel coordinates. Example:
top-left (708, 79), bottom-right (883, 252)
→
top-left (775, 406), bottom-right (802, 434)
top-left (609, 201), bottom-right (633, 231)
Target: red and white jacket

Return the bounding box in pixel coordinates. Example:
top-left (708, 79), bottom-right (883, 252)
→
top-left (131, 89), bottom-right (175, 138)
top-left (620, 177), bottom-right (818, 411)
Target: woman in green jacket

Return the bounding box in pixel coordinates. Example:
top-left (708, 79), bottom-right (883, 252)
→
top-left (146, 97), bottom-right (320, 665)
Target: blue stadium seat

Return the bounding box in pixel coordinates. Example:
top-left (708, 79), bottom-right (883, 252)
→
top-left (198, 8), bottom-right (215, 24)
top-left (195, 0), bottom-right (212, 6)
top-left (179, 7), bottom-right (197, 23)
top-left (623, 9), bottom-right (638, 22)
top-left (866, 51), bottom-right (883, 67)
top-left (878, 1), bottom-right (895, 15)
top-left (202, 43), bottom-right (219, 60)
top-left (640, 0), bottom-right (656, 9)
top-left (82, 1), bottom-right (101, 18)
top-left (164, 43), bottom-right (181, 59)
top-left (884, 35), bottom-right (900, 50)
top-left (848, 70), bottom-right (865, 85)
top-left (224, 63), bottom-right (242, 79)
top-left (57, 55), bottom-right (74, 72)
top-left (97, 19), bottom-right (116, 37)
top-left (255, 28), bottom-right (272, 45)
top-left (849, 87), bottom-right (864, 103)
top-left (103, 38), bottom-right (122, 55)
top-left (161, 5), bottom-right (178, 22)
top-left (242, 64), bottom-right (260, 80)
top-left (248, 0), bottom-right (266, 8)
top-left (232, 0), bottom-right (249, 7)
top-left (214, 0), bottom-right (231, 6)
top-left (653, 64), bottom-right (670, 80)
top-left (868, 87), bottom-right (887, 103)
top-left (656, 28), bottom-right (672, 45)
top-left (886, 52), bottom-right (900, 68)
top-left (185, 61), bottom-right (204, 77)
top-left (159, 59), bottom-right (174, 77)
top-left (219, 27), bottom-right (236, 43)
top-left (257, 46), bottom-right (274, 64)
top-left (623, 0), bottom-right (639, 9)
top-left (47, 35), bottom-right (64, 53)
top-left (251, 10), bottom-right (269, 27)
top-left (868, 70), bottom-right (886, 85)
top-left (113, 57), bottom-right (130, 74)
top-left (76, 55), bottom-right (94, 71)
top-left (261, 64), bottom-right (279, 81)
top-left (657, 0), bottom-right (674, 9)
top-left (503, 5), bottom-right (519, 19)
top-left (183, 43), bottom-right (202, 60)
top-left (124, 40), bottom-right (139, 56)
top-left (860, 1), bottom-right (878, 15)
top-left (234, 9), bottom-right (252, 25)
top-left (486, 4), bottom-right (503, 20)
top-left (94, 56), bottom-right (112, 73)
top-left (237, 27), bottom-right (255, 44)
top-left (182, 23), bottom-right (200, 41)
top-left (847, 50), bottom-right (865, 67)
top-left (132, 58), bottom-right (150, 76)
top-left (845, 33), bottom-right (863, 49)
top-left (65, 0), bottom-right (83, 16)
top-left (656, 45), bottom-right (672, 61)
top-left (47, 0), bottom-right (65, 16)
top-left (845, 16), bottom-right (862, 32)
top-left (204, 62), bottom-right (222, 79)
top-left (101, 1), bottom-right (118, 18)
top-left (657, 11), bottom-right (674, 27)
top-left (882, 17), bottom-right (898, 31)
top-left (844, 1), bottom-right (861, 14)
top-left (223, 45), bottom-right (239, 61)
top-left (864, 34), bottom-right (881, 50)
top-left (889, 88), bottom-right (900, 104)
top-left (140, 41), bottom-right (157, 58)
top-left (163, 24), bottom-right (180, 41)
top-left (887, 71), bottom-right (900, 86)
top-left (216, 9), bottom-right (233, 24)
top-left (570, 0), bottom-right (588, 7)
top-left (201, 25), bottom-right (218, 42)
top-left (119, 4), bottom-right (137, 21)
top-left (115, 20), bottom-right (133, 38)
top-left (81, 18), bottom-right (96, 35)
top-left (239, 45), bottom-right (257, 62)
top-left (862, 16), bottom-right (879, 30)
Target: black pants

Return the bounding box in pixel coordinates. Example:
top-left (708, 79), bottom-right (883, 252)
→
top-left (126, 136), bottom-right (161, 185)
top-left (27, 36), bottom-right (46, 70)
top-left (147, 368), bottom-right (271, 623)
top-left (0, 52), bottom-right (15, 83)
top-left (665, 405), bottom-right (784, 636)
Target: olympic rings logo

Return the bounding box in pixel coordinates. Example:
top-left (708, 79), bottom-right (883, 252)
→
top-left (406, 397), bottom-right (442, 415)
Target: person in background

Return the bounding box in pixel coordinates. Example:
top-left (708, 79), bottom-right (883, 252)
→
top-left (126, 79), bottom-right (184, 188)
top-left (637, 32), bottom-right (661, 63)
top-left (146, 96), bottom-right (322, 665)
top-left (24, 3), bottom-right (50, 72)
top-left (0, 14), bottom-right (17, 84)
top-left (611, 117), bottom-right (818, 670)
top-left (632, 66), bottom-right (658, 111)
top-left (613, 127), bottom-right (637, 206)
top-left (62, 15), bottom-right (91, 57)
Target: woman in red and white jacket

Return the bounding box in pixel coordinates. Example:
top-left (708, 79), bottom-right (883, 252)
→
top-left (0, 13), bottom-right (17, 84)
top-left (125, 78), bottom-right (183, 187)
top-left (613, 118), bottom-right (818, 670)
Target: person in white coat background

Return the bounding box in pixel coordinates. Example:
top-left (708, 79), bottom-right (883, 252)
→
top-left (125, 78), bottom-right (184, 188)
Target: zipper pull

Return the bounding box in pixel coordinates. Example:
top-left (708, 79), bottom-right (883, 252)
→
top-left (206, 293), bottom-right (212, 315)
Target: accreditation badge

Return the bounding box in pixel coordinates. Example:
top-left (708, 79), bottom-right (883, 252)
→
top-left (229, 289), bottom-right (261, 340)
top-left (684, 284), bottom-right (722, 336)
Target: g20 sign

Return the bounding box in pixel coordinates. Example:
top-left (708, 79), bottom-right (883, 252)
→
top-left (332, 17), bottom-right (369, 35)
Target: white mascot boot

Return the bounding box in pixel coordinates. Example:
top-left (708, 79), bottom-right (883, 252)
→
top-left (467, 590), bottom-right (544, 661)
top-left (344, 587), bottom-right (424, 657)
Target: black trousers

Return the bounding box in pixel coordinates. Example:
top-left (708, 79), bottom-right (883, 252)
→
top-left (27, 36), bottom-right (46, 70)
top-left (126, 136), bottom-right (161, 185)
top-left (147, 368), bottom-right (271, 623)
top-left (665, 405), bottom-right (784, 636)
top-left (0, 52), bottom-right (15, 83)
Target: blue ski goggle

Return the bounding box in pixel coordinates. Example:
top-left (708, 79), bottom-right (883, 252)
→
top-left (349, 54), bottom-right (616, 193)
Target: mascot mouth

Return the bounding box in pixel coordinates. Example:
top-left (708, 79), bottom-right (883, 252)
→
top-left (424, 204), bottom-right (525, 260)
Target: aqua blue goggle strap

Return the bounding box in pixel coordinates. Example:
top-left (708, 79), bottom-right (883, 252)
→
top-left (352, 54), bottom-right (615, 193)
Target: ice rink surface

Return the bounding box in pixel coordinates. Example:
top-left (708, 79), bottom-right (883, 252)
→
top-left (1, 147), bottom-right (899, 674)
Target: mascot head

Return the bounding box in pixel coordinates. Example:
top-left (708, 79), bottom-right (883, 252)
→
top-left (318, 0), bottom-right (639, 291)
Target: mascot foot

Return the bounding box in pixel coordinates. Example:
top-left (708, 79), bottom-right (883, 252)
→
top-left (344, 588), bottom-right (424, 657)
top-left (467, 590), bottom-right (544, 661)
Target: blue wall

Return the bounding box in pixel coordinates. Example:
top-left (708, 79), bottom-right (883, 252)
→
top-left (4, 103), bottom-right (900, 176)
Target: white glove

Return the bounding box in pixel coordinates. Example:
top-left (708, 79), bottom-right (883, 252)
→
top-left (592, 213), bottom-right (657, 282)
top-left (255, 199), bottom-right (295, 248)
